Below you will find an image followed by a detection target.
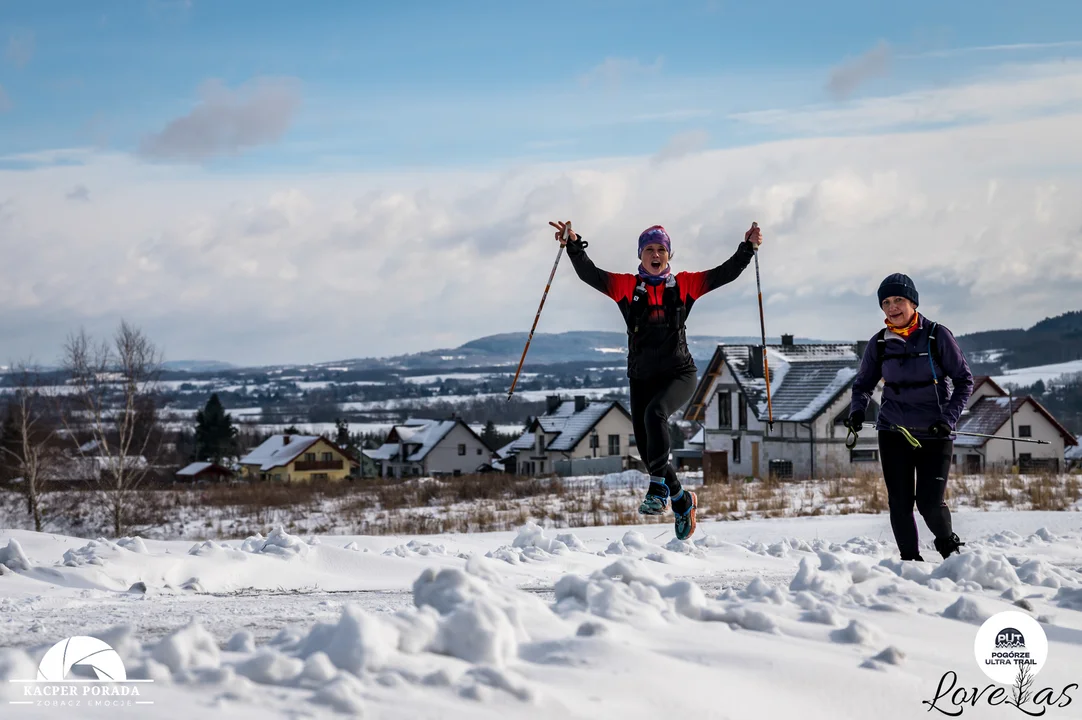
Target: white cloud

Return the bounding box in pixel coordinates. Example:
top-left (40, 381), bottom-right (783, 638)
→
top-left (138, 77), bottom-right (302, 162)
top-left (737, 59), bottom-right (1082, 135)
top-left (652, 130), bottom-right (710, 165)
top-left (826, 41), bottom-right (892, 100)
top-left (65, 185), bottom-right (90, 202)
top-left (2, 67), bottom-right (1082, 366)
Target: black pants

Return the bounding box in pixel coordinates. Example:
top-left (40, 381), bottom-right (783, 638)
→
top-left (878, 430), bottom-right (954, 560)
top-left (630, 368), bottom-right (697, 499)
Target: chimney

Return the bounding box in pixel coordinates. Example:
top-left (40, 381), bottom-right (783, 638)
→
top-left (749, 346), bottom-right (764, 379)
top-left (574, 395), bottom-right (587, 412)
top-left (545, 395), bottom-right (561, 414)
top-left (781, 334), bottom-right (794, 347)
top-left (283, 435), bottom-right (291, 445)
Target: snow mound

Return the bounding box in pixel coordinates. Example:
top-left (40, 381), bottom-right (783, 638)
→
top-left (153, 621), bottom-right (221, 674)
top-left (312, 673), bottom-right (365, 714)
top-left (512, 522), bottom-right (575, 554)
top-left (188, 540), bottom-right (247, 560)
top-left (384, 539), bottom-right (449, 558)
top-left (930, 550), bottom-right (1021, 591)
top-left (0, 539), bottom-right (31, 572)
top-left (116, 536), bottom-right (149, 553)
top-left (941, 596), bottom-right (992, 623)
top-left (242, 528), bottom-right (311, 558)
top-left (343, 541), bottom-right (359, 551)
top-left (236, 649), bottom-right (304, 685)
top-left (227, 631), bottom-right (255, 653)
top-left (0, 648), bottom-right (36, 683)
top-left (604, 530), bottom-right (653, 556)
top-left (1014, 559), bottom-right (1080, 589)
top-left (789, 553), bottom-right (871, 596)
top-left (1054, 587), bottom-right (1082, 611)
top-left (830, 619), bottom-right (881, 645)
top-left (62, 539), bottom-right (119, 567)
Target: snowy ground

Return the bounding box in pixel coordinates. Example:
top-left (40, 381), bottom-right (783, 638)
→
top-left (2, 511), bottom-right (1082, 718)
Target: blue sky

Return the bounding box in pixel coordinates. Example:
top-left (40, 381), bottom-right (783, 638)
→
top-left (1, 1), bottom-right (1082, 365)
top-left (3, 0), bottom-right (1081, 170)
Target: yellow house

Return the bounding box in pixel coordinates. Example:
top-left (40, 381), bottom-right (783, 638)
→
top-left (239, 434), bottom-right (356, 482)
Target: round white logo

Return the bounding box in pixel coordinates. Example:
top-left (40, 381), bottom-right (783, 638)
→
top-left (973, 611), bottom-right (1048, 685)
top-left (36, 636), bottom-right (127, 682)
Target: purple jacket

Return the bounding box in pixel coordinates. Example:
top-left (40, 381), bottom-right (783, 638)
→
top-left (850, 315), bottom-right (974, 439)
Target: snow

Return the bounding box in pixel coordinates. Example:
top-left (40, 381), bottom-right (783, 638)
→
top-left (993, 359), bottom-right (1082, 388)
top-left (1, 513), bottom-right (1081, 718)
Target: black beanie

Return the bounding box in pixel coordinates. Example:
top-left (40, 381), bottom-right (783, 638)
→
top-left (877, 273), bottom-right (919, 307)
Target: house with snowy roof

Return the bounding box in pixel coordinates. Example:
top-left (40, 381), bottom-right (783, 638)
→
top-left (238, 434), bottom-right (357, 482)
top-left (504, 395), bottom-right (637, 477)
top-left (953, 376), bottom-right (1077, 474)
top-left (175, 461), bottom-right (233, 483)
top-left (365, 418), bottom-right (492, 478)
top-left (683, 336), bottom-right (881, 481)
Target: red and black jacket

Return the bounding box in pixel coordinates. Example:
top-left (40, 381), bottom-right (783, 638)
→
top-left (567, 237), bottom-right (756, 379)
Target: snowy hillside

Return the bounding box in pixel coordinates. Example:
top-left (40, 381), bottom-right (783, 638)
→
top-left (2, 512), bottom-right (1081, 718)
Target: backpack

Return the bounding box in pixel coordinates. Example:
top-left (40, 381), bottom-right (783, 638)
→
top-left (874, 321), bottom-right (942, 390)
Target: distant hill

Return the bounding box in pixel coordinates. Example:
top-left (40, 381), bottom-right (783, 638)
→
top-left (162, 360), bottom-right (237, 373)
top-left (956, 310), bottom-right (1082, 372)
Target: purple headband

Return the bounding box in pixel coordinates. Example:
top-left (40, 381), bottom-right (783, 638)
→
top-left (638, 225), bottom-right (671, 257)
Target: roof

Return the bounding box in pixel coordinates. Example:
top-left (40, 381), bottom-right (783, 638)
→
top-left (970, 376), bottom-right (1007, 397)
top-left (176, 461), bottom-right (231, 477)
top-left (239, 435), bottom-right (322, 471)
top-left (690, 343), bottom-right (860, 423)
top-left (507, 399), bottom-right (629, 454)
top-left (955, 396), bottom-right (1078, 448)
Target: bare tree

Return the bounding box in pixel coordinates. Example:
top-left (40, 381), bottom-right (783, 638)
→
top-left (0, 364), bottom-right (60, 532)
top-left (61, 321), bottom-right (164, 536)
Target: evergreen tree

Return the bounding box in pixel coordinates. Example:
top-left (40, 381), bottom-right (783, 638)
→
top-left (335, 418), bottom-right (351, 448)
top-left (194, 394), bottom-right (238, 464)
top-left (480, 420), bottom-right (500, 450)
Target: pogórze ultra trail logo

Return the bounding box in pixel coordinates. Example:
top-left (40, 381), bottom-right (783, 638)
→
top-left (923, 611), bottom-right (1076, 716)
top-left (6, 635), bottom-right (154, 710)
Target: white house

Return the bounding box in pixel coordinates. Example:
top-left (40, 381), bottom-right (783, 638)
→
top-left (366, 418), bottom-right (492, 478)
top-left (954, 377), bottom-right (1077, 473)
top-left (505, 395), bottom-right (638, 476)
top-left (683, 337), bottom-right (882, 481)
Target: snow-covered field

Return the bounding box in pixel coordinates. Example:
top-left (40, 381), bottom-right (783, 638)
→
top-left (993, 359), bottom-right (1082, 388)
top-left (2, 511), bottom-right (1082, 718)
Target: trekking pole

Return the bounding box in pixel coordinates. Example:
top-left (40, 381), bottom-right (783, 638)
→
top-left (751, 222), bottom-right (774, 429)
top-left (850, 422), bottom-right (1051, 448)
top-left (507, 227), bottom-right (567, 400)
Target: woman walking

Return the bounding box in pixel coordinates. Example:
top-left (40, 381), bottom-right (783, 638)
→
top-left (549, 219), bottom-right (762, 539)
top-left (846, 274), bottom-right (974, 561)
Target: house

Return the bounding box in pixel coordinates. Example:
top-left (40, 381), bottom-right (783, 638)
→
top-left (239, 434), bottom-right (357, 482)
top-left (1066, 437), bottom-right (1082, 472)
top-left (175, 461), bottom-right (234, 483)
top-left (953, 377), bottom-right (1077, 473)
top-left (683, 336), bottom-right (881, 481)
top-left (505, 395), bottom-right (638, 477)
top-left (365, 418), bottom-right (492, 478)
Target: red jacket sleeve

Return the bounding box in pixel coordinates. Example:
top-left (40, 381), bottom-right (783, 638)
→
top-left (567, 239), bottom-right (635, 302)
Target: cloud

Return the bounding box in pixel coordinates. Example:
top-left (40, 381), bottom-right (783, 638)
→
top-left (826, 41), bottom-right (892, 101)
top-left (6, 30), bottom-right (35, 68)
top-left (738, 60), bottom-right (1082, 134)
top-left (652, 130), bottom-right (710, 165)
top-left (0, 85), bottom-right (10, 113)
top-left (66, 185), bottom-right (90, 202)
top-left (908, 40), bottom-right (1082, 60)
top-left (137, 77), bottom-right (302, 162)
top-left (2, 66), bottom-right (1082, 366)
top-left (579, 56), bottom-right (663, 90)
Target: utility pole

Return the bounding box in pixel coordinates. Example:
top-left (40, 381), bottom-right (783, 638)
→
top-left (1008, 386), bottom-right (1018, 473)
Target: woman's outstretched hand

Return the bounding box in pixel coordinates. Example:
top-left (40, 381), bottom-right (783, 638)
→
top-left (745, 222), bottom-right (763, 247)
top-left (549, 220), bottom-right (579, 247)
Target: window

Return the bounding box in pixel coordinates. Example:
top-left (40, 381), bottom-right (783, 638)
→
top-left (768, 459), bottom-right (793, 480)
top-left (731, 437), bottom-right (741, 464)
top-left (1019, 425), bottom-right (1032, 438)
top-left (304, 453), bottom-right (316, 462)
top-left (458, 443), bottom-right (466, 456)
top-left (608, 434), bottom-right (620, 455)
top-left (738, 397), bottom-right (747, 430)
top-left (590, 434), bottom-right (600, 449)
top-left (321, 452), bottom-right (333, 462)
top-left (629, 434), bottom-right (637, 447)
top-left (453, 469), bottom-right (462, 477)
top-left (1019, 453), bottom-right (1032, 462)
top-left (273, 473), bottom-right (283, 482)
top-left (718, 391), bottom-right (732, 429)
top-left (535, 434), bottom-right (544, 454)
top-left (850, 449), bottom-right (878, 462)
top-left (312, 473), bottom-right (328, 481)
top-left (476, 448), bottom-right (483, 455)
top-left (539, 460), bottom-right (545, 473)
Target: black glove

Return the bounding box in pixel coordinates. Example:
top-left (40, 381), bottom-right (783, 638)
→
top-left (845, 409), bottom-right (865, 433)
top-left (928, 420), bottom-right (953, 438)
